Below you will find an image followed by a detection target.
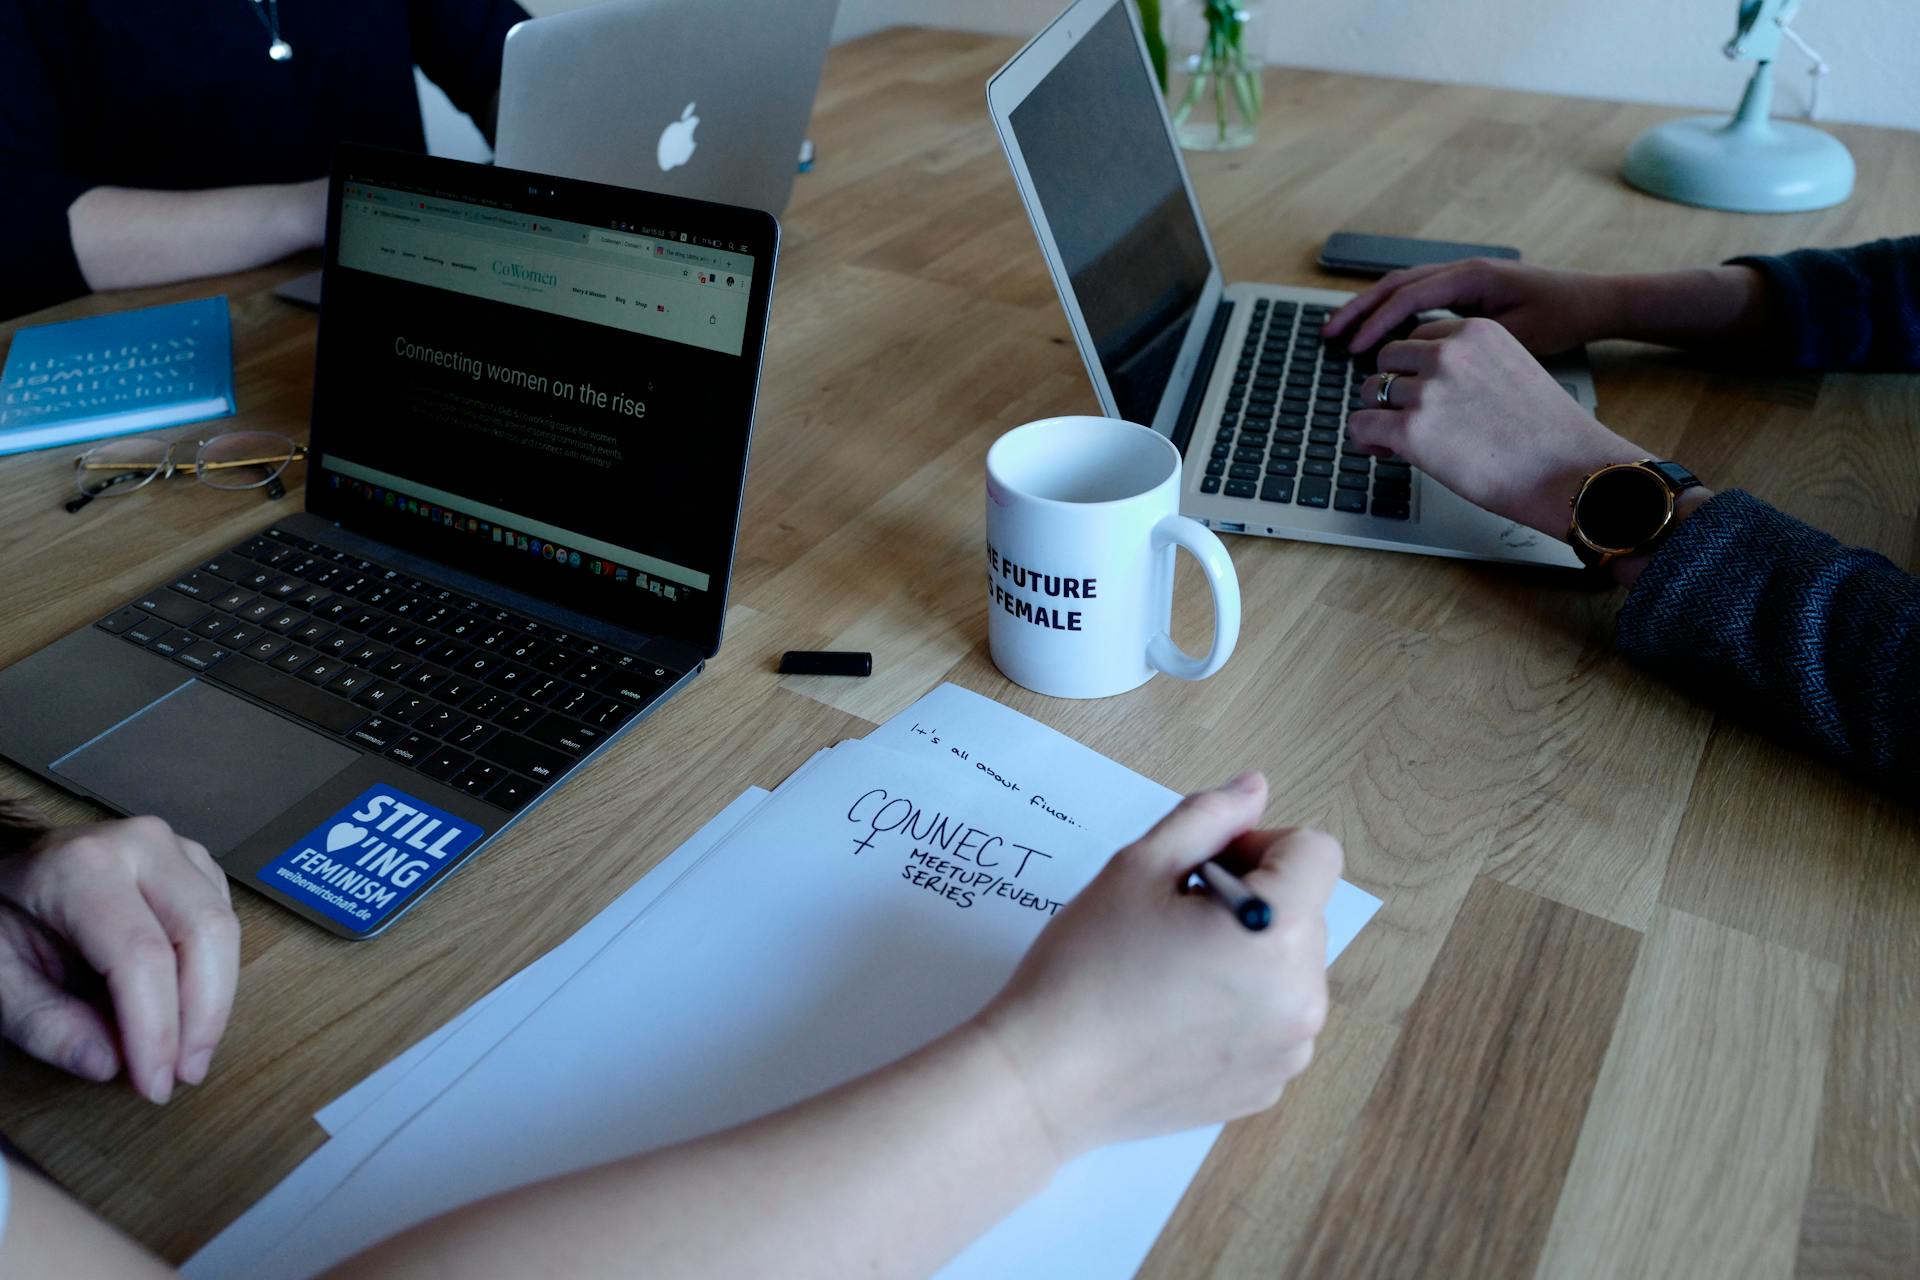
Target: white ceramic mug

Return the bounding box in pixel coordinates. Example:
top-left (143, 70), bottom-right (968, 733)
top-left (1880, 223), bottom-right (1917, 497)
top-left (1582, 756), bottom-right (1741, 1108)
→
top-left (985, 416), bottom-right (1240, 699)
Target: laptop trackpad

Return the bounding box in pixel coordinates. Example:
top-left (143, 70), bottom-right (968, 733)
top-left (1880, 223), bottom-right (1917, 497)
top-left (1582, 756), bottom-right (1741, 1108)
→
top-left (52, 680), bottom-right (358, 856)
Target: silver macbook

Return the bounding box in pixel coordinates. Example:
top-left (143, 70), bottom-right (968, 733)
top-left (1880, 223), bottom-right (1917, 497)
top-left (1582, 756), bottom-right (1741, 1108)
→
top-left (494, 0), bottom-right (840, 215)
top-left (987, 0), bottom-right (1588, 568)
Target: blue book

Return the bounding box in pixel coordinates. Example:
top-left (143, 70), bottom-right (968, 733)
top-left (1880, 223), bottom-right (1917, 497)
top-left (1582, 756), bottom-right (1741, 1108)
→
top-left (0, 296), bottom-right (236, 455)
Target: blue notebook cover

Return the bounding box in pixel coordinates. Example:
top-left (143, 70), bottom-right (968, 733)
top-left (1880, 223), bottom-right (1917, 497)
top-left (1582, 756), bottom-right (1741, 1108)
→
top-left (0, 296), bottom-right (236, 455)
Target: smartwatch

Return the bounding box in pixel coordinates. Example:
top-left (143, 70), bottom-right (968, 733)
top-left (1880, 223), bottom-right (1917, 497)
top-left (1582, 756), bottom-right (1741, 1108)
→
top-left (1566, 459), bottom-right (1701, 571)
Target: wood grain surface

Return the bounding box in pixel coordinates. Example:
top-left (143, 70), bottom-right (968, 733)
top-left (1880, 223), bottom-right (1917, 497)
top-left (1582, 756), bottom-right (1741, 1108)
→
top-left (1, 28), bottom-right (1916, 1277)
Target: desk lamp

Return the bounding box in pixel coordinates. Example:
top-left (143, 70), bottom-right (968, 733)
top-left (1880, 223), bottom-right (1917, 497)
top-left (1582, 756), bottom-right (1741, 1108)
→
top-left (1622, 0), bottom-right (1854, 212)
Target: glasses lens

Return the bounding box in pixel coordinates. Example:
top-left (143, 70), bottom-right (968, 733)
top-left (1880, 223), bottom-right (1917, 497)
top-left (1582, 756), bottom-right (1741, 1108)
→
top-left (196, 431), bottom-right (298, 491)
top-left (73, 437), bottom-right (168, 498)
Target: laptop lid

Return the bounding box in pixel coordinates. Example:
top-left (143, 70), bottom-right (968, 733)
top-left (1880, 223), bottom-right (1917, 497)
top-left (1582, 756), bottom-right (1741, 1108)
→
top-left (987, 0), bottom-right (1225, 440)
top-left (494, 0), bottom-right (839, 215)
top-left (308, 143), bottom-right (779, 660)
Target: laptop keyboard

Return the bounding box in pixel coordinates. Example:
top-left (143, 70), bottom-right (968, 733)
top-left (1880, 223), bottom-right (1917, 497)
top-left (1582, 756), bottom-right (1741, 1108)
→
top-left (92, 527), bottom-right (673, 812)
top-left (1199, 299), bottom-right (1412, 519)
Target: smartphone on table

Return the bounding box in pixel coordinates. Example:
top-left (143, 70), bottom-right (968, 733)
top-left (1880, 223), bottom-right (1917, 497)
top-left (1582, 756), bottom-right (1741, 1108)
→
top-left (1319, 231), bottom-right (1521, 278)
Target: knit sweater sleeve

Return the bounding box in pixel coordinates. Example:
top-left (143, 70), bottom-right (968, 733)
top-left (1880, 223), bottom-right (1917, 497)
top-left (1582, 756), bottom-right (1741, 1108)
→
top-left (1616, 490), bottom-right (1920, 790)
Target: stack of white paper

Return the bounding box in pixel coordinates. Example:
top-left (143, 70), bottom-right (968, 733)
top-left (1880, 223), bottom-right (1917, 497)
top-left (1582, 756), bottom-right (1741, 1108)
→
top-left (186, 685), bottom-right (1381, 1280)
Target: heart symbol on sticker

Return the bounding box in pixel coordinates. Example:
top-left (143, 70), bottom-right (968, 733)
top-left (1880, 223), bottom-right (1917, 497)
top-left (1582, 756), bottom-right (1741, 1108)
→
top-left (326, 823), bottom-right (369, 853)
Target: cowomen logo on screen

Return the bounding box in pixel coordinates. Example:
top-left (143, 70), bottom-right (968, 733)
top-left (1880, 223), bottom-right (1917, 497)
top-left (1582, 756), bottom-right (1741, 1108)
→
top-left (257, 787), bottom-right (484, 933)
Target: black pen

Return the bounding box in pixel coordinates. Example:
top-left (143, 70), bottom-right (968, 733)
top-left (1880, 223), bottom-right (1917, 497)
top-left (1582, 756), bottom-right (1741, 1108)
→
top-left (1193, 859), bottom-right (1272, 931)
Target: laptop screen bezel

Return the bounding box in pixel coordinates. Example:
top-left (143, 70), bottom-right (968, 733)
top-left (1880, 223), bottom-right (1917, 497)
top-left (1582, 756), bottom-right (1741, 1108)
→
top-left (986, 0), bottom-right (1226, 439)
top-left (305, 143), bottom-right (780, 659)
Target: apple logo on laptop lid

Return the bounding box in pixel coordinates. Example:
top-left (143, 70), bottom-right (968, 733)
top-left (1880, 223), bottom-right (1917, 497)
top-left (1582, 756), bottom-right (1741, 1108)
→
top-left (657, 102), bottom-right (699, 172)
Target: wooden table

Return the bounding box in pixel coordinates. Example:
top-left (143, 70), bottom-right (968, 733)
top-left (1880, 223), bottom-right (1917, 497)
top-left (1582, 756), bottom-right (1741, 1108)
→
top-left (3, 28), bottom-right (1917, 1279)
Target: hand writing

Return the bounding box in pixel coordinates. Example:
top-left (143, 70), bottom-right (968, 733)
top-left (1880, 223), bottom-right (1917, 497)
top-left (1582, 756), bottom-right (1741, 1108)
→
top-left (973, 772), bottom-right (1340, 1158)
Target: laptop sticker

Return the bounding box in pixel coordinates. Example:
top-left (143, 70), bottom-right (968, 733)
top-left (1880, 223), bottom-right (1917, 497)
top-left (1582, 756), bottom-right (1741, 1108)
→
top-left (257, 787), bottom-right (484, 933)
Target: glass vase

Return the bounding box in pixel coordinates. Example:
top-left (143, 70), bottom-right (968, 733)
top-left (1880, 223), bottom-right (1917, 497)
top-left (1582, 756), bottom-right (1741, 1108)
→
top-left (1166, 1), bottom-right (1263, 152)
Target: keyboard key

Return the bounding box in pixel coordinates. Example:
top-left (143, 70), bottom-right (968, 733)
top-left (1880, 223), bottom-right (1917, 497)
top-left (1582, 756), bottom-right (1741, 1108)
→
top-left (456, 761), bottom-right (509, 798)
top-left (498, 699), bottom-right (542, 732)
top-left (584, 698), bottom-right (635, 730)
top-left (97, 607), bottom-right (147, 635)
top-left (297, 657), bottom-right (347, 685)
top-left (445, 718), bottom-right (495, 750)
top-left (1297, 477), bottom-right (1332, 508)
top-left (418, 747), bottom-right (471, 783)
top-left (386, 694), bottom-right (431, 724)
top-left (417, 705), bottom-right (463, 737)
top-left (1224, 479), bottom-right (1257, 499)
top-left (372, 653), bottom-right (418, 681)
top-left (350, 717), bottom-right (401, 751)
top-left (479, 733), bottom-right (567, 782)
top-left (1259, 478), bottom-right (1294, 504)
top-left (175, 640), bottom-right (229, 671)
top-left (216, 659), bottom-right (365, 733)
top-left (148, 629), bottom-right (191, 657)
top-left (528, 713), bottom-right (604, 756)
top-left (168, 571), bottom-right (222, 601)
top-left (270, 644), bottom-right (317, 672)
top-left (133, 590), bottom-right (209, 628)
top-left (487, 775), bottom-right (538, 812)
top-left (325, 668), bottom-right (375, 698)
top-left (1334, 490), bottom-right (1369, 513)
top-left (354, 682), bottom-right (403, 710)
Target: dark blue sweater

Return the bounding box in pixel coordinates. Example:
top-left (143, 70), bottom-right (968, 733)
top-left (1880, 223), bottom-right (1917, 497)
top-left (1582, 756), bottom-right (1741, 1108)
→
top-left (1616, 238), bottom-right (1920, 791)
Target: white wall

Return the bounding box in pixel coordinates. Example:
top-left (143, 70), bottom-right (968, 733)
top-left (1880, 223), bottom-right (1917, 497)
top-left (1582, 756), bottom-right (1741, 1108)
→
top-left (420, 0), bottom-right (1917, 157)
top-left (832, 0), bottom-right (1920, 132)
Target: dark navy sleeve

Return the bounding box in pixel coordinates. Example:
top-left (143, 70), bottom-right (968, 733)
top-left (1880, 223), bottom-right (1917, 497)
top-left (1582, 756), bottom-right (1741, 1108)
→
top-left (408, 0), bottom-right (531, 131)
top-left (0, 0), bottom-right (92, 319)
top-left (1616, 490), bottom-right (1920, 791)
top-left (1727, 236), bottom-right (1920, 372)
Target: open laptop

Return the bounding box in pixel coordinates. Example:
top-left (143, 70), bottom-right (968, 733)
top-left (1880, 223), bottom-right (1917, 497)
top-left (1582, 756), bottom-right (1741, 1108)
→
top-left (988, 0), bottom-right (1588, 568)
top-left (275, 0), bottom-right (830, 310)
top-left (494, 0), bottom-right (839, 214)
top-left (0, 144), bottom-right (779, 939)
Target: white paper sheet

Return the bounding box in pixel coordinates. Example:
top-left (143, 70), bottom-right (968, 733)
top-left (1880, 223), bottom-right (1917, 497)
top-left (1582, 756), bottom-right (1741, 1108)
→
top-left (186, 785), bottom-right (774, 1278)
top-left (188, 740), bottom-right (1377, 1280)
top-left (866, 684), bottom-right (1384, 956)
top-left (312, 784), bottom-right (779, 1136)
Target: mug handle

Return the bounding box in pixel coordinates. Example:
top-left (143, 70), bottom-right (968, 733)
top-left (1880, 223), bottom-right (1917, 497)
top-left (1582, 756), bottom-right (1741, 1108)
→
top-left (1146, 515), bottom-right (1241, 681)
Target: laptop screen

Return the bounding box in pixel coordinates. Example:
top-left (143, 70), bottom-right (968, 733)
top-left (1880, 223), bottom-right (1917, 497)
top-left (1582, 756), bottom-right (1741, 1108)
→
top-left (308, 147), bottom-right (777, 655)
top-left (1005, 0), bottom-right (1213, 426)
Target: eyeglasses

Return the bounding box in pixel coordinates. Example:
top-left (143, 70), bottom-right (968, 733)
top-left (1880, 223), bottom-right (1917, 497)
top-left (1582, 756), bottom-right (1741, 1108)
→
top-left (67, 431), bottom-right (309, 513)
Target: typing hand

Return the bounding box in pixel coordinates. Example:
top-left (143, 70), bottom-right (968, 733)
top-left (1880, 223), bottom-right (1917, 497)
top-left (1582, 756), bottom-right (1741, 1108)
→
top-left (1324, 258), bottom-right (1621, 358)
top-left (1347, 317), bottom-right (1649, 538)
top-left (973, 773), bottom-right (1340, 1157)
top-left (0, 816), bottom-right (240, 1103)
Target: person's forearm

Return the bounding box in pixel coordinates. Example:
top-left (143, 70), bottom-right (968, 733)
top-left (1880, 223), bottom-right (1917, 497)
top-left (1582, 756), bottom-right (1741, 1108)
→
top-left (1597, 266), bottom-right (1777, 352)
top-left (327, 1019), bottom-right (1063, 1280)
top-left (1617, 491), bottom-right (1920, 790)
top-left (67, 179), bottom-right (327, 293)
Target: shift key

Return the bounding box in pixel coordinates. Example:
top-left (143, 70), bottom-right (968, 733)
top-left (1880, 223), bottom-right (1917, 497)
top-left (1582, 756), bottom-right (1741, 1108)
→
top-left (478, 733), bottom-right (567, 782)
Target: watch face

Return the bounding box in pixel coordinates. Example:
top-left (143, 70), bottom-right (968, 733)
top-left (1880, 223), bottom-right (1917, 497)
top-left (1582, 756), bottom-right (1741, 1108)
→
top-left (1576, 465), bottom-right (1672, 552)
